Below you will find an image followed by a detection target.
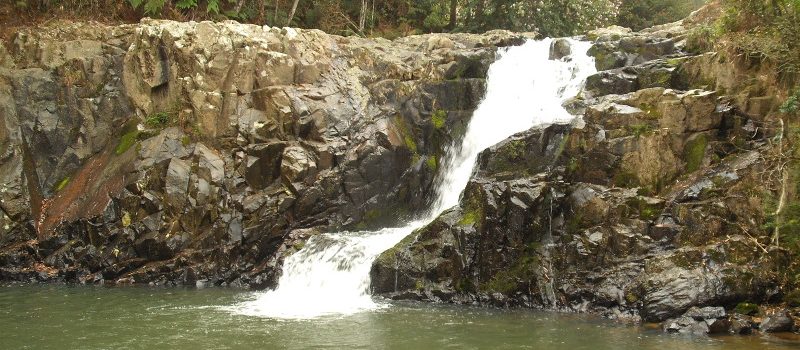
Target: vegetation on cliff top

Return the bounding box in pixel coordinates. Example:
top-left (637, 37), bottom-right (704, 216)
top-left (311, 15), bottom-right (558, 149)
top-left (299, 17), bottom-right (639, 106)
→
top-left (6, 0), bottom-right (703, 38)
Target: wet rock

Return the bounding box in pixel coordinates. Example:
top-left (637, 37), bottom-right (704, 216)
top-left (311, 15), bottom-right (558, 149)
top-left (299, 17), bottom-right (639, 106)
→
top-left (729, 313), bottom-right (755, 335)
top-left (549, 39), bottom-right (571, 60)
top-left (760, 310), bottom-right (794, 333)
top-left (662, 306), bottom-right (729, 335)
top-left (662, 316), bottom-right (710, 335)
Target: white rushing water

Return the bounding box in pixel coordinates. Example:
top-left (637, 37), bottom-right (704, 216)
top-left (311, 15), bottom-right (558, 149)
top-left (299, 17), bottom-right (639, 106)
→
top-left (228, 38), bottom-right (596, 319)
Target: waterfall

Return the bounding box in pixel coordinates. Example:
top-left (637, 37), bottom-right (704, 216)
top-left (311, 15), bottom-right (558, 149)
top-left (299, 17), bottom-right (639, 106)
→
top-left (228, 38), bottom-right (596, 319)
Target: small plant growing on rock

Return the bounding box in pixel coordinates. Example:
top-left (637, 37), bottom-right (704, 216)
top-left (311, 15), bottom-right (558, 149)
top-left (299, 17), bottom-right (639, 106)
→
top-left (145, 111), bottom-right (171, 128)
top-left (780, 87), bottom-right (800, 115)
top-left (431, 109), bottom-right (447, 129)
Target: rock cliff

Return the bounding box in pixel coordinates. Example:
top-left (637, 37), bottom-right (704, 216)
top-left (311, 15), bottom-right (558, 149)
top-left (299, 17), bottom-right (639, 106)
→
top-left (0, 19), bottom-right (531, 288)
top-left (370, 18), bottom-right (797, 325)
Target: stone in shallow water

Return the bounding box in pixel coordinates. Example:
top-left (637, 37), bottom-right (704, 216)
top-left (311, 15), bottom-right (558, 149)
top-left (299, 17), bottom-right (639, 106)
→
top-left (760, 310), bottom-right (794, 333)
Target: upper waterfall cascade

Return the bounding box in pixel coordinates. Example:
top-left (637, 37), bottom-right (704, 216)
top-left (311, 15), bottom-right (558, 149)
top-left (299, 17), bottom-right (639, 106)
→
top-left (228, 38), bottom-right (596, 319)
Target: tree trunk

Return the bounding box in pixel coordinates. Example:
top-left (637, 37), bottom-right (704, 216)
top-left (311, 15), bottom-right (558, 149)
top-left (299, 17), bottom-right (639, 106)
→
top-left (234, 0), bottom-right (246, 13)
top-left (448, 0), bottom-right (458, 30)
top-left (287, 0), bottom-right (299, 26)
top-left (359, 0), bottom-right (367, 32)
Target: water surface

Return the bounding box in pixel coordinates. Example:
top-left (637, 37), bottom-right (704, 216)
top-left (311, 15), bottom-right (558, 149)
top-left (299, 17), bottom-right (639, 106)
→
top-left (1, 285), bottom-right (797, 349)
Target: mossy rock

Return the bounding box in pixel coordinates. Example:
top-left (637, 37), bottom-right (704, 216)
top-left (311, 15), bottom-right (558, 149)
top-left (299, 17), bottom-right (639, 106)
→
top-left (733, 302), bottom-right (760, 315)
top-left (115, 130), bottom-right (140, 155)
top-left (431, 109), bottom-right (447, 129)
top-left (684, 134), bottom-right (709, 173)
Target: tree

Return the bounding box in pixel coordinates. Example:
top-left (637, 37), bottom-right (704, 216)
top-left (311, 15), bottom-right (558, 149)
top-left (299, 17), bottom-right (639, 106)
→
top-left (287, 0), bottom-right (299, 25)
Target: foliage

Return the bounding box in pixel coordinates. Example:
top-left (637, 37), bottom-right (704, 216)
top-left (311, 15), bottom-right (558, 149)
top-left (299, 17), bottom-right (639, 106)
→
top-left (127, 0), bottom-right (233, 16)
top-left (14, 0), bottom-right (706, 39)
top-left (458, 0), bottom-right (621, 37)
top-left (617, 0), bottom-right (705, 31)
top-left (145, 111), bottom-right (171, 128)
top-left (717, 0), bottom-right (800, 83)
top-left (780, 87), bottom-right (800, 114)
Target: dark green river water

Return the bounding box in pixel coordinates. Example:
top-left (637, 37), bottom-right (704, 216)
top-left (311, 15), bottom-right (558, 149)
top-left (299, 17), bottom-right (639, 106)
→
top-left (1, 284), bottom-right (798, 349)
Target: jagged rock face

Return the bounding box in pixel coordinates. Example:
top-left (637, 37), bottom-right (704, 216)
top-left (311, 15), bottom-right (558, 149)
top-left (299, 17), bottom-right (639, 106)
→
top-left (0, 20), bottom-right (534, 287)
top-left (371, 20), bottom-right (790, 322)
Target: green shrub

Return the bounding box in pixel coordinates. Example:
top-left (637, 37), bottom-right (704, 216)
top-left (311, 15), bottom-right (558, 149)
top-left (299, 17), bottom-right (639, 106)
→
top-left (145, 111), bottom-right (171, 128)
top-left (780, 87), bottom-right (800, 114)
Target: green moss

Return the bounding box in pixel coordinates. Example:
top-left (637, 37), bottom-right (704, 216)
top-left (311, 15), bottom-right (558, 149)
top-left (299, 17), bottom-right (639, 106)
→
top-left (181, 135), bottom-right (191, 146)
top-left (404, 135), bottom-right (418, 153)
top-left (639, 103), bottom-right (662, 119)
top-left (458, 194), bottom-right (484, 227)
top-left (115, 130), bottom-right (140, 155)
top-left (415, 280), bottom-right (424, 291)
top-left (394, 115), bottom-right (418, 153)
top-left (504, 140), bottom-right (526, 159)
top-left (375, 231), bottom-right (419, 266)
top-left (625, 292), bottom-right (639, 304)
top-left (684, 134), bottom-right (709, 173)
top-left (54, 176), bottom-right (70, 192)
top-left (613, 171), bottom-right (640, 188)
top-left (431, 109), bottom-right (447, 129)
top-left (482, 255), bottom-right (539, 294)
top-left (567, 157), bottom-right (580, 173)
top-left (626, 197), bottom-right (661, 221)
top-left (459, 210), bottom-right (479, 226)
top-left (733, 302), bottom-right (760, 315)
top-left (426, 155), bottom-right (438, 171)
top-left (355, 209), bottom-right (383, 230)
top-left (627, 123), bottom-right (655, 138)
top-left (665, 57), bottom-right (686, 67)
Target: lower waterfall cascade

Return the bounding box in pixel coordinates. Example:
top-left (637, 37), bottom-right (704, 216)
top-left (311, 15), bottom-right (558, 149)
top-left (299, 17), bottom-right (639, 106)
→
top-left (228, 38), bottom-right (596, 319)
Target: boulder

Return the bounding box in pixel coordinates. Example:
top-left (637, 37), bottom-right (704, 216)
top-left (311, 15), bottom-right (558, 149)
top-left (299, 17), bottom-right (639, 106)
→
top-left (549, 38), bottom-right (571, 60)
top-left (760, 310), bottom-right (794, 333)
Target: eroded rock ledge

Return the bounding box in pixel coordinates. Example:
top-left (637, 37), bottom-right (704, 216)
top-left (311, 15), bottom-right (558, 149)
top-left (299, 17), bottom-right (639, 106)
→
top-left (0, 19), bottom-right (533, 288)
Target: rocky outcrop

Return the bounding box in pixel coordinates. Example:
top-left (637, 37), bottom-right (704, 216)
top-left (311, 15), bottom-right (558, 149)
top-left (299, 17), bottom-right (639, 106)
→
top-left (0, 20), bottom-right (534, 288)
top-left (371, 19), bottom-right (797, 326)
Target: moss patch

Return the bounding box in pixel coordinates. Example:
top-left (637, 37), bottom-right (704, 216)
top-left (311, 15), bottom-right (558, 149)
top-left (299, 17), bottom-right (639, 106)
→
top-left (53, 176), bottom-right (70, 192)
top-left (627, 123), bottom-right (655, 138)
top-left (115, 130), bottom-right (140, 155)
top-left (431, 109), bottom-right (447, 129)
top-left (458, 194), bottom-right (484, 227)
top-left (426, 155), bottom-right (438, 171)
top-left (733, 302), bottom-right (760, 315)
top-left (684, 134), bottom-right (709, 173)
top-left (394, 115), bottom-right (418, 153)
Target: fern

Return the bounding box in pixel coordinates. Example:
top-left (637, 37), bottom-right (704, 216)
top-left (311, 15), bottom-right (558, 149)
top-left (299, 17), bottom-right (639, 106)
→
top-left (207, 0), bottom-right (221, 14)
top-left (143, 0), bottom-right (167, 15)
top-left (175, 0), bottom-right (198, 9)
top-left (127, 0), bottom-right (144, 9)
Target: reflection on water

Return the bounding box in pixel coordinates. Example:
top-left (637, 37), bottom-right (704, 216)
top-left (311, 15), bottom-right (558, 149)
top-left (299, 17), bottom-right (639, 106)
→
top-left (1, 285), bottom-right (798, 350)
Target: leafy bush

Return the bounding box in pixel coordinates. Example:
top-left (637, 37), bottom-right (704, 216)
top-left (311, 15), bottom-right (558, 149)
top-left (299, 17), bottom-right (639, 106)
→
top-left (780, 87), bottom-right (800, 114)
top-left (719, 0), bottom-right (800, 83)
top-left (145, 111), bottom-right (171, 128)
top-left (127, 0), bottom-right (231, 16)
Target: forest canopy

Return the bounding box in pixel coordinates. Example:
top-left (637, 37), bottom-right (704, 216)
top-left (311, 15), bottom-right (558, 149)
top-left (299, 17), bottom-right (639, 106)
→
top-left (9, 0), bottom-right (706, 38)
